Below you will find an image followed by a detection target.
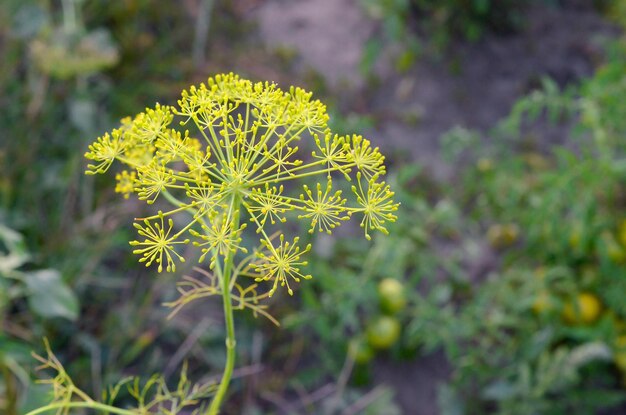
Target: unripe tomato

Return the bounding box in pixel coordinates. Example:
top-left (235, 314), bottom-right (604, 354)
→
top-left (378, 278), bottom-right (407, 314)
top-left (348, 337), bottom-right (374, 364)
top-left (366, 316), bottom-right (401, 350)
top-left (562, 292), bottom-right (602, 325)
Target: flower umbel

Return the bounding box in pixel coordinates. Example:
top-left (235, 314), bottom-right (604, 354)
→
top-left (190, 211), bottom-right (248, 268)
top-left (352, 172), bottom-right (399, 240)
top-left (85, 72), bottom-right (398, 295)
top-left (298, 179), bottom-right (349, 234)
top-left (129, 211), bottom-right (190, 272)
top-left (253, 235), bottom-right (312, 296)
top-left (115, 170), bottom-right (136, 199)
top-left (85, 129), bottom-right (125, 174)
top-left (246, 184), bottom-right (289, 229)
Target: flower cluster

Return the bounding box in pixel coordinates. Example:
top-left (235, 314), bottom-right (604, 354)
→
top-left (85, 73), bottom-right (398, 295)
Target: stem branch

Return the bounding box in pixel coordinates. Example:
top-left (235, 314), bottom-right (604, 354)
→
top-left (25, 401), bottom-right (135, 415)
top-left (206, 196), bottom-right (241, 415)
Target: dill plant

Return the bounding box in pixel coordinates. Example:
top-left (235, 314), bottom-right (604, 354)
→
top-left (30, 73), bottom-right (398, 414)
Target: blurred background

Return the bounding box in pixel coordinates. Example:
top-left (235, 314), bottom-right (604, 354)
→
top-left (1, 0), bottom-right (626, 414)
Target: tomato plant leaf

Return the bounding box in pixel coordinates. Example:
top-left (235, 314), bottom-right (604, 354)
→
top-left (24, 269), bottom-right (79, 321)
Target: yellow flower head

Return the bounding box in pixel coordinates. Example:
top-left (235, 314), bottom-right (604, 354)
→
top-left (114, 170), bottom-right (136, 199)
top-left (85, 73), bottom-right (398, 295)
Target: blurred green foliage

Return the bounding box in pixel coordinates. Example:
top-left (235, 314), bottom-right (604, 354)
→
top-left (287, 35), bottom-right (626, 414)
top-left (1, 0), bottom-right (625, 413)
top-left (0, 0), bottom-right (202, 412)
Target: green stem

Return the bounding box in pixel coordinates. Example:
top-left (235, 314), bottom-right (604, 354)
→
top-left (206, 197), bottom-right (241, 415)
top-left (25, 401), bottom-right (135, 415)
top-left (2, 364), bottom-right (17, 415)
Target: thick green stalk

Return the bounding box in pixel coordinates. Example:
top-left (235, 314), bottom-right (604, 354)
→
top-left (206, 198), bottom-right (241, 415)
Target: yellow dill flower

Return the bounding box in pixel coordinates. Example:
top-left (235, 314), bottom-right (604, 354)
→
top-left (182, 147), bottom-right (215, 184)
top-left (135, 162), bottom-right (176, 204)
top-left (155, 129), bottom-right (195, 163)
top-left (85, 129), bottom-right (126, 174)
top-left (184, 183), bottom-right (223, 218)
top-left (312, 133), bottom-right (350, 176)
top-left (344, 134), bottom-right (385, 179)
top-left (85, 73), bottom-right (398, 294)
top-left (115, 170), bottom-right (136, 199)
top-left (352, 172), bottom-right (399, 240)
top-left (253, 235), bottom-right (312, 296)
top-left (129, 104), bottom-right (174, 144)
top-left (121, 141), bottom-right (155, 168)
top-left (190, 211), bottom-right (248, 269)
top-left (246, 184), bottom-right (289, 228)
top-left (129, 211), bottom-right (190, 273)
top-left (284, 86), bottom-right (329, 133)
top-left (298, 179), bottom-right (348, 234)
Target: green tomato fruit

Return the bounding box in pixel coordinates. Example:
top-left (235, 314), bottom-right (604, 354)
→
top-left (561, 292), bottom-right (602, 325)
top-left (378, 278), bottom-right (407, 314)
top-left (366, 316), bottom-right (401, 350)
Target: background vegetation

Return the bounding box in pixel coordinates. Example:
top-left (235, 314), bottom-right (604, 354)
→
top-left (1, 0), bottom-right (625, 413)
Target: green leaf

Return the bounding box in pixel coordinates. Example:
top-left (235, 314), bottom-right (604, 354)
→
top-left (0, 334), bottom-right (32, 363)
top-left (438, 383), bottom-right (465, 415)
top-left (23, 269), bottom-right (79, 321)
top-left (0, 224), bottom-right (30, 273)
top-left (482, 379), bottom-right (519, 401)
top-left (11, 4), bottom-right (49, 39)
top-left (19, 383), bottom-right (55, 414)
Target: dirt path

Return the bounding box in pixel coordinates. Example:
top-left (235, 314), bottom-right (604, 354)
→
top-left (255, 0), bottom-right (372, 89)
